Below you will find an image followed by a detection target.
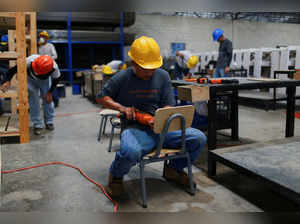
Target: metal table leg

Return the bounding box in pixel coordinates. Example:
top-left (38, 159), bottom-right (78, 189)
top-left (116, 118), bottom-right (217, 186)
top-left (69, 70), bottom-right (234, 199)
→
top-left (231, 90), bottom-right (239, 141)
top-left (286, 86), bottom-right (296, 138)
top-left (207, 89), bottom-right (217, 176)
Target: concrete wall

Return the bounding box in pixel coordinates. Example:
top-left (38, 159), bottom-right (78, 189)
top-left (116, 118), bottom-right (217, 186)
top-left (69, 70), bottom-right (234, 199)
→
top-left (124, 14), bottom-right (300, 60)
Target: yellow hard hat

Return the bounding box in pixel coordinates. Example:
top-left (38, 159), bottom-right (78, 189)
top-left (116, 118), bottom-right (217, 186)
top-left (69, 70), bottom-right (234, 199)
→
top-left (128, 36), bottom-right (162, 69)
top-left (39, 31), bottom-right (49, 39)
top-left (92, 64), bottom-right (100, 71)
top-left (120, 63), bottom-right (127, 70)
top-left (187, 56), bottom-right (199, 69)
top-left (102, 65), bottom-right (115, 75)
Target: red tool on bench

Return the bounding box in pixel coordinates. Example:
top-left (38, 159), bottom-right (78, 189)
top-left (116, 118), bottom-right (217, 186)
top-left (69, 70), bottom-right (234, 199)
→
top-left (184, 77), bottom-right (239, 84)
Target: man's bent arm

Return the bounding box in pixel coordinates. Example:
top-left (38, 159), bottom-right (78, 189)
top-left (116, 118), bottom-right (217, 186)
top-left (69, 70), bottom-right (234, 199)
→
top-left (96, 96), bottom-right (126, 113)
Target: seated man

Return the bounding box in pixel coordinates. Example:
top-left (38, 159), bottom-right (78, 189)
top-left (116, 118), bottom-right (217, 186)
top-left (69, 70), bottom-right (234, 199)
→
top-left (96, 36), bottom-right (207, 197)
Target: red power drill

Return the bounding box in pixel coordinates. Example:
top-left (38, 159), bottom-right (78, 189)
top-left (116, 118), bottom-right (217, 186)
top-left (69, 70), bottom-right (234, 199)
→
top-left (117, 110), bottom-right (154, 126)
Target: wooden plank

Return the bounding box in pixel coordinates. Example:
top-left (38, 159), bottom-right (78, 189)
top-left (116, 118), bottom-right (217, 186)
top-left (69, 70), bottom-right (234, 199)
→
top-left (153, 105), bottom-right (195, 134)
top-left (0, 52), bottom-right (18, 59)
top-left (147, 148), bottom-right (181, 158)
top-left (16, 12), bottom-right (29, 143)
top-left (0, 12), bottom-right (16, 18)
top-left (177, 85), bottom-right (210, 102)
top-left (11, 98), bottom-right (17, 114)
top-left (6, 115), bottom-right (19, 132)
top-left (0, 90), bottom-right (17, 98)
top-left (0, 132), bottom-right (20, 137)
top-left (294, 72), bottom-right (300, 80)
top-left (29, 12), bottom-right (37, 55)
top-left (0, 17), bottom-right (15, 29)
top-left (0, 115), bottom-right (9, 132)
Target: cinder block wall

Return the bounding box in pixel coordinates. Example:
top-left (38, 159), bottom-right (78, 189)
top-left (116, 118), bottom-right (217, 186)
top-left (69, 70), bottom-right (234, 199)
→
top-left (124, 14), bottom-right (300, 60)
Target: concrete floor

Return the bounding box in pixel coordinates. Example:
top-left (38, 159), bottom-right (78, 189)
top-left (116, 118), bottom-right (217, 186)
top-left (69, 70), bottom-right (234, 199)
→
top-left (1, 88), bottom-right (300, 212)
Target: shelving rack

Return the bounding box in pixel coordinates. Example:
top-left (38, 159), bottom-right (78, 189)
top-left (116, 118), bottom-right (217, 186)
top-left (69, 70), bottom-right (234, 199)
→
top-left (50, 12), bottom-right (125, 93)
top-left (0, 12), bottom-right (37, 143)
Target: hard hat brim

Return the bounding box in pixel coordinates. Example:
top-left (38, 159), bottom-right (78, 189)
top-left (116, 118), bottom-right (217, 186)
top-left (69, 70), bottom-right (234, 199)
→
top-left (128, 51), bottom-right (163, 69)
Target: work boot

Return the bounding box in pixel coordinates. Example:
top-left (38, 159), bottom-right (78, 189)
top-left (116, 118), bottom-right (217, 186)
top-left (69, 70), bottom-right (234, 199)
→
top-left (163, 163), bottom-right (196, 189)
top-left (45, 123), bottom-right (55, 131)
top-left (105, 173), bottom-right (124, 197)
top-left (33, 127), bottom-right (43, 135)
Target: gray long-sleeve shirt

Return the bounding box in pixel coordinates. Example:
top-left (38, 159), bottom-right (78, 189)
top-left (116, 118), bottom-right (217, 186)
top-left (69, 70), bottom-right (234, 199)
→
top-left (216, 39), bottom-right (233, 69)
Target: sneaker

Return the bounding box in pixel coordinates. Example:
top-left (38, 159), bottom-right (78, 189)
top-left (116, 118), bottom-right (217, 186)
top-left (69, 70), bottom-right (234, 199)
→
top-left (45, 123), bottom-right (54, 131)
top-left (105, 173), bottom-right (124, 197)
top-left (33, 127), bottom-right (43, 135)
top-left (163, 163), bottom-right (196, 189)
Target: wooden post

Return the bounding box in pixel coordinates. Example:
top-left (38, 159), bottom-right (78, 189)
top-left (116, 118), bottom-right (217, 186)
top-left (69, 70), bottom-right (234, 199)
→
top-left (29, 12), bottom-right (37, 55)
top-left (16, 12), bottom-right (29, 143)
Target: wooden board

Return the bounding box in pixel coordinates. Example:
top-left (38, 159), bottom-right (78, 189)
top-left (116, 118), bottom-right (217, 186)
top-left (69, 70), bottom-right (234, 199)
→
top-left (0, 52), bottom-right (18, 59)
top-left (177, 85), bottom-right (210, 102)
top-left (153, 105), bottom-right (195, 134)
top-left (7, 115), bottom-right (19, 132)
top-left (247, 78), bottom-right (280, 82)
top-left (147, 148), bottom-right (181, 158)
top-left (0, 13), bottom-right (17, 18)
top-left (0, 115), bottom-right (20, 137)
top-left (294, 72), bottom-right (300, 80)
top-left (0, 90), bottom-right (17, 98)
top-left (16, 12), bottom-right (29, 143)
top-left (0, 115), bottom-right (9, 132)
top-left (29, 12), bottom-right (37, 55)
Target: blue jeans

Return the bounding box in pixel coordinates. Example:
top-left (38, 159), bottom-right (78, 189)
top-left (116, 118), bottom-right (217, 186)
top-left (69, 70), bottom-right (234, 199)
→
top-left (51, 78), bottom-right (59, 106)
top-left (110, 127), bottom-right (207, 178)
top-left (213, 68), bottom-right (227, 78)
top-left (174, 62), bottom-right (189, 80)
top-left (28, 77), bottom-right (54, 128)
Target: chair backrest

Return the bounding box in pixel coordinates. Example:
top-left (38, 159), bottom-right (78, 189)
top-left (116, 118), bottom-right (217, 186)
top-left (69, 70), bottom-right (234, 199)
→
top-left (153, 105), bottom-right (195, 134)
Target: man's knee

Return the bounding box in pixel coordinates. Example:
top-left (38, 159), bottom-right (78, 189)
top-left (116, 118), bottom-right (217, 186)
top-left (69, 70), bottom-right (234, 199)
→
top-left (185, 128), bottom-right (207, 150)
top-left (120, 130), bottom-right (143, 162)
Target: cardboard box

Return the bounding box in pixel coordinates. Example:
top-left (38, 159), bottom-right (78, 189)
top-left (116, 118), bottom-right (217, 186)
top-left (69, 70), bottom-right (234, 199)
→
top-left (177, 85), bottom-right (210, 102)
top-left (294, 72), bottom-right (300, 80)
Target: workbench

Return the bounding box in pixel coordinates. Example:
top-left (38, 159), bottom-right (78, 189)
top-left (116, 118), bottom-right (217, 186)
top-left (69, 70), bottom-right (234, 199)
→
top-left (210, 137), bottom-right (300, 204)
top-left (172, 77), bottom-right (300, 175)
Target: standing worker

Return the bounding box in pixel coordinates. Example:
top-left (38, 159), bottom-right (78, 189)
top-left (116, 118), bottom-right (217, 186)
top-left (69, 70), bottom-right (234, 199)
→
top-left (96, 36), bottom-right (206, 197)
top-left (212, 28), bottom-right (233, 78)
top-left (174, 50), bottom-right (199, 80)
top-left (38, 31), bottom-right (60, 108)
top-left (38, 31), bottom-right (57, 60)
top-left (1, 55), bottom-right (61, 135)
top-left (105, 60), bottom-right (127, 74)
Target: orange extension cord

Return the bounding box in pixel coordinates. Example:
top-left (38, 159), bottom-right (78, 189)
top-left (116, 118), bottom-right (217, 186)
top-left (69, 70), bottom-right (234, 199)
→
top-left (1, 161), bottom-right (118, 213)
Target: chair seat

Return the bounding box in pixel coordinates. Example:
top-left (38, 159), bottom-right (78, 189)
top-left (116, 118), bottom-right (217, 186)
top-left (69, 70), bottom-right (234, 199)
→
top-left (146, 148), bottom-right (181, 158)
top-left (99, 109), bottom-right (119, 116)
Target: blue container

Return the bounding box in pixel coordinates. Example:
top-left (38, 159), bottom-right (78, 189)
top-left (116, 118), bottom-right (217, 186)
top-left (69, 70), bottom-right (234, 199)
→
top-left (72, 84), bottom-right (81, 95)
top-left (57, 84), bottom-right (66, 98)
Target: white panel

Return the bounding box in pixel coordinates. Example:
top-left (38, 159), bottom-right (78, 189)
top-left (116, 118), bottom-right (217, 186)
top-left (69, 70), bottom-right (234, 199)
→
top-left (236, 51), bottom-right (242, 68)
top-left (295, 48), bottom-right (300, 69)
top-left (254, 50), bottom-right (262, 78)
top-left (279, 48), bottom-right (289, 70)
top-left (242, 50), bottom-right (251, 77)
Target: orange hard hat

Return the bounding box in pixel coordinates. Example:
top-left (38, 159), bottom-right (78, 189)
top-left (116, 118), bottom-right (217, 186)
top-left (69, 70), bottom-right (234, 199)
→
top-left (32, 55), bottom-right (54, 75)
